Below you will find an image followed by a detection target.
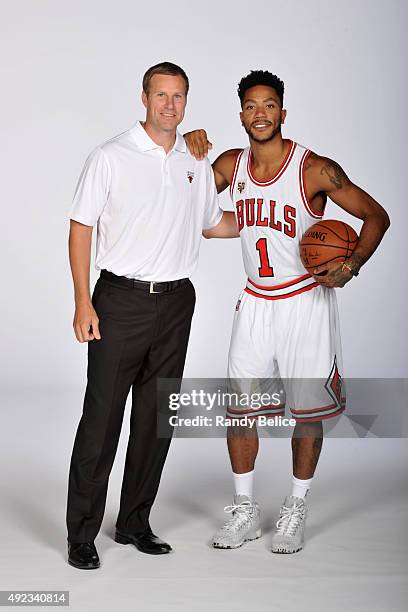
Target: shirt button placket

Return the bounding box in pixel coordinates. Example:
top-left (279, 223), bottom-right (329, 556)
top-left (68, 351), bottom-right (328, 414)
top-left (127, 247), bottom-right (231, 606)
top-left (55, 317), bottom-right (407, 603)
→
top-left (162, 152), bottom-right (170, 187)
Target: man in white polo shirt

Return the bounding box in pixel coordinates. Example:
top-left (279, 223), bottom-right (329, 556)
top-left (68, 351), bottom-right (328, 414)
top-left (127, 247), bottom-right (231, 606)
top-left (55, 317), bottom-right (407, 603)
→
top-left (66, 62), bottom-right (234, 569)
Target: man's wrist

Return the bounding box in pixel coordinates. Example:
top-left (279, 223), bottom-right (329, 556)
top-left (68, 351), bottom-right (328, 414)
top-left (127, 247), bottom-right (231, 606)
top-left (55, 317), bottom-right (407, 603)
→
top-left (75, 294), bottom-right (92, 306)
top-left (343, 254), bottom-right (363, 277)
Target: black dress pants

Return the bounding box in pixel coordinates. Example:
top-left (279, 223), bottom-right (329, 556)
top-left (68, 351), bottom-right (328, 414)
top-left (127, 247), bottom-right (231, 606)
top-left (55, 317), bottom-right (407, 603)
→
top-left (66, 274), bottom-right (195, 543)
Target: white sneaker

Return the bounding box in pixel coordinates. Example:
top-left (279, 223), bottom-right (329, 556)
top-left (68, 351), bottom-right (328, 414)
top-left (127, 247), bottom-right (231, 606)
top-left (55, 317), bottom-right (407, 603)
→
top-left (211, 495), bottom-right (261, 549)
top-left (271, 495), bottom-right (308, 554)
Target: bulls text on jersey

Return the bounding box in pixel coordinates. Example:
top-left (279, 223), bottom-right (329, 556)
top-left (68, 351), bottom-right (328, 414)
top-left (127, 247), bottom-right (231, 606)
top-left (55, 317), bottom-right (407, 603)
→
top-left (235, 198), bottom-right (296, 238)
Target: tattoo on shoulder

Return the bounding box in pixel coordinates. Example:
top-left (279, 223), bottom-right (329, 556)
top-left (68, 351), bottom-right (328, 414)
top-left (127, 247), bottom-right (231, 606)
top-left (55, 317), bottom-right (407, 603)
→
top-left (304, 152), bottom-right (317, 172)
top-left (320, 158), bottom-right (350, 190)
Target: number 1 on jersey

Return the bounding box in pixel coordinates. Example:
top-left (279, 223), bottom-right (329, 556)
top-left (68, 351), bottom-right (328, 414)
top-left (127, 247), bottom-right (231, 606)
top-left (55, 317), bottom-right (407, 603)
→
top-left (256, 238), bottom-right (274, 277)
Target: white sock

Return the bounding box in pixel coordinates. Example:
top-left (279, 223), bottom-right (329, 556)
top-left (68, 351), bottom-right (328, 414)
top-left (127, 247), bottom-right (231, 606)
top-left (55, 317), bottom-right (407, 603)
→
top-left (291, 475), bottom-right (313, 499)
top-left (233, 470), bottom-right (254, 500)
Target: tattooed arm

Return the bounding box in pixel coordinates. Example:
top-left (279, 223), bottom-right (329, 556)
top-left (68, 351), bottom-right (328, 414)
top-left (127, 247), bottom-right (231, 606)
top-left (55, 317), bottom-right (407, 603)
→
top-left (304, 154), bottom-right (390, 288)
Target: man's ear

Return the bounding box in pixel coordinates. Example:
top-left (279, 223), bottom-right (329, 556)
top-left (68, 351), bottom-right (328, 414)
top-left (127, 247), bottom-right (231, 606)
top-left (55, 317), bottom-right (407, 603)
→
top-left (239, 110), bottom-right (244, 126)
top-left (281, 109), bottom-right (287, 124)
top-left (141, 90), bottom-right (148, 109)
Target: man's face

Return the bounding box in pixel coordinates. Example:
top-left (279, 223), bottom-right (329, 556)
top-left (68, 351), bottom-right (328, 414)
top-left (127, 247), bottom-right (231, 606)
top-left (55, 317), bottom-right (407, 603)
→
top-left (142, 74), bottom-right (187, 133)
top-left (240, 85), bottom-right (286, 143)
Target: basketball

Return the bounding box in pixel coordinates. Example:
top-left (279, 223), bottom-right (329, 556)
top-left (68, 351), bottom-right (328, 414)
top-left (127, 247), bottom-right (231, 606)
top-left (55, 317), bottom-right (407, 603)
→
top-left (299, 220), bottom-right (359, 273)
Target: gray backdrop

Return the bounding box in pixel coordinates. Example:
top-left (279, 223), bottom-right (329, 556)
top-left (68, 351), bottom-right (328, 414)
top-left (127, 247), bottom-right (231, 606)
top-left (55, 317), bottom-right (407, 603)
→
top-left (0, 1), bottom-right (407, 611)
top-left (0, 0), bottom-right (406, 387)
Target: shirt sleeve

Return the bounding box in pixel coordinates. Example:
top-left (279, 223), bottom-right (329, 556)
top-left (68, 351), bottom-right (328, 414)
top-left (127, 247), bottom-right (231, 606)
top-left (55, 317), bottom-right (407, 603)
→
top-left (202, 158), bottom-right (223, 230)
top-left (68, 147), bottom-right (111, 226)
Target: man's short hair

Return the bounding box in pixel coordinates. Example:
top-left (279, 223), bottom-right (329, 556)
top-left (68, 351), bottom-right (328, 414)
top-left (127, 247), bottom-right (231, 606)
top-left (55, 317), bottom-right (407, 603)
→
top-left (143, 62), bottom-right (189, 95)
top-left (238, 70), bottom-right (284, 108)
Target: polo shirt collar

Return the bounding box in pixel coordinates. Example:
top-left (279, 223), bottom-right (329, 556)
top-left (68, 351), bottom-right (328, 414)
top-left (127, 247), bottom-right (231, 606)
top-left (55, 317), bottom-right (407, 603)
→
top-left (132, 121), bottom-right (186, 154)
top-left (174, 130), bottom-right (187, 153)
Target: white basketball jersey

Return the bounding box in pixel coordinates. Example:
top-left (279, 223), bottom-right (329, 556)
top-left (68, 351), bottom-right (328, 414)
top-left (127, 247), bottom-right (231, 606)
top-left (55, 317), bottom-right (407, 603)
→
top-left (230, 141), bottom-right (324, 299)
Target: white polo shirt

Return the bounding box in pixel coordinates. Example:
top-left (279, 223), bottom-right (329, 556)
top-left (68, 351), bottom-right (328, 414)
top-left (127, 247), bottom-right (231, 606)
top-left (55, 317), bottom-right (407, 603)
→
top-left (69, 121), bottom-right (223, 281)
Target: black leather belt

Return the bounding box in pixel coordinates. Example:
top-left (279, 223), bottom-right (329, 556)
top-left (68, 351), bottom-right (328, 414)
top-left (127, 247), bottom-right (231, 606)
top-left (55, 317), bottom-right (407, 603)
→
top-left (100, 270), bottom-right (188, 293)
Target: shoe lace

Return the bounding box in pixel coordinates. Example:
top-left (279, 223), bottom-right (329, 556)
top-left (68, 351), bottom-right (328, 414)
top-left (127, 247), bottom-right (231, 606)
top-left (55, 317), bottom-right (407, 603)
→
top-left (222, 501), bottom-right (253, 532)
top-left (275, 502), bottom-right (304, 536)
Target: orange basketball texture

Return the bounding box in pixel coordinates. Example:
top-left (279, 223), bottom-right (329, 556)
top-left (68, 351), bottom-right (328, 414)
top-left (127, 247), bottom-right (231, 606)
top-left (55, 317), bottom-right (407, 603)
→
top-left (299, 220), bottom-right (359, 272)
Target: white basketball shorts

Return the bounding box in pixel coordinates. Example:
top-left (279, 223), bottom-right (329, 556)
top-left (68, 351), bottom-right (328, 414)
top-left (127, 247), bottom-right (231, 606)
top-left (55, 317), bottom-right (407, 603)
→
top-left (227, 284), bottom-right (346, 423)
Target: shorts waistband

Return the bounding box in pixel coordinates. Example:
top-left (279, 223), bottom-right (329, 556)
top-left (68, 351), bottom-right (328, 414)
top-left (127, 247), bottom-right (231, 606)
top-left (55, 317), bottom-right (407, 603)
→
top-left (245, 274), bottom-right (319, 300)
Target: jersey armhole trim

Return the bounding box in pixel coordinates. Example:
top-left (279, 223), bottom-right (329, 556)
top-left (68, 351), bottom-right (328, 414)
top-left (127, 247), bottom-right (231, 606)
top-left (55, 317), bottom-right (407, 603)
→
top-left (299, 149), bottom-right (323, 220)
top-left (229, 150), bottom-right (244, 198)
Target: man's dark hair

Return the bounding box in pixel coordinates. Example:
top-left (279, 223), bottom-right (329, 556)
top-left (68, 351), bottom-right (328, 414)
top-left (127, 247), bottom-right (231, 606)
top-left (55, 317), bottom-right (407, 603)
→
top-left (143, 62), bottom-right (189, 95)
top-left (238, 70), bottom-right (284, 107)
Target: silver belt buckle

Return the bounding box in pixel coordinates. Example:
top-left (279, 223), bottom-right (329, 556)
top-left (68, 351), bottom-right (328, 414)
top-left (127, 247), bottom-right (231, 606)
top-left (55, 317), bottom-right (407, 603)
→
top-left (149, 281), bottom-right (159, 294)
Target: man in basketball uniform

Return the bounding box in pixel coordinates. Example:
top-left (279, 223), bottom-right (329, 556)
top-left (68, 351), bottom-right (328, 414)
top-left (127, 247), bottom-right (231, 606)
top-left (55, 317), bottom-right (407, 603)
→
top-left (185, 70), bottom-right (389, 553)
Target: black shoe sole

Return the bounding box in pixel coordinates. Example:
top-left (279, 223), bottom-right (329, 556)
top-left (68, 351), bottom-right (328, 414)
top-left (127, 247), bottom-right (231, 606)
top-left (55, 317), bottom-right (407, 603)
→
top-left (68, 559), bottom-right (100, 569)
top-left (114, 532), bottom-right (172, 555)
top-left (114, 532), bottom-right (133, 545)
top-left (271, 547), bottom-right (303, 554)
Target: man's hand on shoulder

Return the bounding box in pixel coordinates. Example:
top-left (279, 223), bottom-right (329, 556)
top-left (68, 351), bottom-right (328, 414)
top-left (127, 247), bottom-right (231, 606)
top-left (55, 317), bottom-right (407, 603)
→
top-left (73, 300), bottom-right (101, 343)
top-left (183, 131), bottom-right (243, 194)
top-left (184, 129), bottom-right (213, 160)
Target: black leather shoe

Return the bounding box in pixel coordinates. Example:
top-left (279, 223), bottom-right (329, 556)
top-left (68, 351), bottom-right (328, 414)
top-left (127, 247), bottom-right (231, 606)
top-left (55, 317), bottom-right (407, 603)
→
top-left (114, 529), bottom-right (172, 555)
top-left (68, 541), bottom-right (100, 569)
